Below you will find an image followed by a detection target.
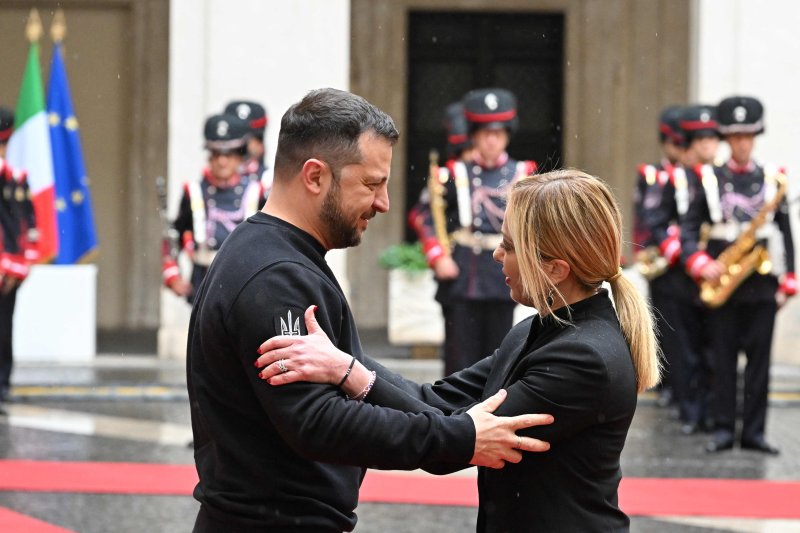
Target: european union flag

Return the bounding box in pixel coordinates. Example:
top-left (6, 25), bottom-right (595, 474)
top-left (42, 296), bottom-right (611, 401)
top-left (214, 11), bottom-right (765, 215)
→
top-left (47, 42), bottom-right (98, 264)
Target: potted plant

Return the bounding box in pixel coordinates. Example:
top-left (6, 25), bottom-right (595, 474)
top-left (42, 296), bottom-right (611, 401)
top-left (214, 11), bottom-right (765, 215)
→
top-left (378, 242), bottom-right (444, 345)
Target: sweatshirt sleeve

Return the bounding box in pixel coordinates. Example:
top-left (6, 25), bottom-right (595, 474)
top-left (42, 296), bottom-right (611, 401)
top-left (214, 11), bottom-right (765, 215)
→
top-left (226, 261), bottom-right (476, 471)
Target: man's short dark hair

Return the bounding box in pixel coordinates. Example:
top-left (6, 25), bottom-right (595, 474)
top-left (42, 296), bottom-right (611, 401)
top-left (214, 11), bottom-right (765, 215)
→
top-left (273, 88), bottom-right (399, 180)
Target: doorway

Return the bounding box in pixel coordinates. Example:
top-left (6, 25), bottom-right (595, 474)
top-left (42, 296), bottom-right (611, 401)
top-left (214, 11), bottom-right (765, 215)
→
top-left (405, 11), bottom-right (565, 240)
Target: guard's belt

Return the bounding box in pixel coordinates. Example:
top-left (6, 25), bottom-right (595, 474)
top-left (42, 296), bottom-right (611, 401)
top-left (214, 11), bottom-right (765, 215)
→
top-left (452, 229), bottom-right (503, 251)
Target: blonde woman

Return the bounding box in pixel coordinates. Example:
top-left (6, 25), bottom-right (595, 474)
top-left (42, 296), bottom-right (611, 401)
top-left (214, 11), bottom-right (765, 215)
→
top-left (256, 169), bottom-right (660, 532)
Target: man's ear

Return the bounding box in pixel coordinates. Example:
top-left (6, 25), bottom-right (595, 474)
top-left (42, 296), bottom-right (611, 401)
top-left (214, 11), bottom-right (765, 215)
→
top-left (545, 258), bottom-right (571, 285)
top-left (300, 159), bottom-right (329, 195)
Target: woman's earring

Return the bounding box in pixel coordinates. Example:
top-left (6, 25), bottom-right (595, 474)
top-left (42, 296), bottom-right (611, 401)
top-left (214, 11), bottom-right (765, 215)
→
top-left (546, 288), bottom-right (554, 307)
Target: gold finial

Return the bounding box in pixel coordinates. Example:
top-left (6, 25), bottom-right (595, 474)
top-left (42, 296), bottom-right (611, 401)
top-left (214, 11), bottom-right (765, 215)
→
top-left (51, 8), bottom-right (67, 44)
top-left (25, 8), bottom-right (43, 43)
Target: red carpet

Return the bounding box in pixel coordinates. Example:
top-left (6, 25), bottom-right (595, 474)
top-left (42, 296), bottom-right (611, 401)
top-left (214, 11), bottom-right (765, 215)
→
top-left (0, 506), bottom-right (76, 533)
top-left (2, 460), bottom-right (800, 519)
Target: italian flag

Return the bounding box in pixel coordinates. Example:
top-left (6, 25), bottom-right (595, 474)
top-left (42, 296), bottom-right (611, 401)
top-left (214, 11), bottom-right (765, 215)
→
top-left (7, 40), bottom-right (58, 262)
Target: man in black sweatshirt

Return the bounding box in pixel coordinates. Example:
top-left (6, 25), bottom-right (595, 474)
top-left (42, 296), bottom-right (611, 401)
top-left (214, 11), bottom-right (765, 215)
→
top-left (188, 88), bottom-right (552, 532)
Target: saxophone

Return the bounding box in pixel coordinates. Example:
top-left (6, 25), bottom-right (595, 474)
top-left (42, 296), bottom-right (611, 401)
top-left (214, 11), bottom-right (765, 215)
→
top-left (635, 246), bottom-right (669, 280)
top-left (428, 150), bottom-right (451, 257)
top-left (700, 172), bottom-right (787, 308)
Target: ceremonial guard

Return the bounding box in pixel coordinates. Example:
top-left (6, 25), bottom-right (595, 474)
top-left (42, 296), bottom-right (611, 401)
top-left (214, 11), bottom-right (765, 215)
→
top-left (0, 106), bottom-right (39, 405)
top-left (679, 96), bottom-right (795, 454)
top-left (632, 105), bottom-right (684, 409)
top-left (408, 101), bottom-right (472, 373)
top-left (224, 100), bottom-right (270, 188)
top-left (162, 113), bottom-right (266, 303)
top-left (647, 105), bottom-right (721, 434)
top-left (410, 89), bottom-right (537, 375)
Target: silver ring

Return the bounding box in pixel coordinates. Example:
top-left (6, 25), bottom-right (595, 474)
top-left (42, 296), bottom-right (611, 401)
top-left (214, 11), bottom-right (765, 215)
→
top-left (277, 359), bottom-right (288, 374)
top-left (516, 435), bottom-right (521, 449)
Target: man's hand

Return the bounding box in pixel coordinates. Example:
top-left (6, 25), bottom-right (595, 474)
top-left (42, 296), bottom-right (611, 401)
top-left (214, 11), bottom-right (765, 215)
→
top-left (467, 389), bottom-right (553, 469)
top-left (433, 256), bottom-right (459, 281)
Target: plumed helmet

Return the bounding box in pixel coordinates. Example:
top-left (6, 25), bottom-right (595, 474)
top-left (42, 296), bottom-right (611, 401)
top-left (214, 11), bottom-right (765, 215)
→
top-left (203, 113), bottom-right (250, 153)
top-left (463, 88), bottom-right (519, 135)
top-left (443, 101), bottom-right (470, 157)
top-left (717, 96), bottom-right (764, 136)
top-left (0, 106), bottom-right (14, 143)
top-left (658, 105), bottom-right (685, 146)
top-left (224, 100), bottom-right (268, 139)
top-left (679, 104), bottom-right (719, 144)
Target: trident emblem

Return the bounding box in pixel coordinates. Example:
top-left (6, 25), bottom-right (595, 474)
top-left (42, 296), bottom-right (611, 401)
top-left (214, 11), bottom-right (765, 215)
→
top-left (280, 310), bottom-right (301, 336)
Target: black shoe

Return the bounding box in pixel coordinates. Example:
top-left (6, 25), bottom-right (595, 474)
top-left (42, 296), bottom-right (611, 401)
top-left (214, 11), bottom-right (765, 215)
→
top-left (741, 438), bottom-right (780, 455)
top-left (681, 422), bottom-right (699, 436)
top-left (657, 387), bottom-right (674, 408)
top-left (706, 433), bottom-right (734, 453)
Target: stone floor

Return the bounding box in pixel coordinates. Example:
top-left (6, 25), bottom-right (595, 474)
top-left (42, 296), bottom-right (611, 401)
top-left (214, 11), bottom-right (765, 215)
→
top-left (2, 355), bottom-right (800, 532)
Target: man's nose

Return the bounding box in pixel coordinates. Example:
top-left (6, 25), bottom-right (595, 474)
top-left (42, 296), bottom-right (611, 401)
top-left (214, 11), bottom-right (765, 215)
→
top-left (374, 187), bottom-right (390, 213)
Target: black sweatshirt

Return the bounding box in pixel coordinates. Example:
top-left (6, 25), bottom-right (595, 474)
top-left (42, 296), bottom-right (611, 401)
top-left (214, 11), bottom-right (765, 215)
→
top-left (187, 212), bottom-right (475, 532)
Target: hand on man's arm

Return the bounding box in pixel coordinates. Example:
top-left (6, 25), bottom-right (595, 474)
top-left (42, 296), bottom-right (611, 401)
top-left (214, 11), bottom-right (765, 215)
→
top-left (467, 389), bottom-right (552, 468)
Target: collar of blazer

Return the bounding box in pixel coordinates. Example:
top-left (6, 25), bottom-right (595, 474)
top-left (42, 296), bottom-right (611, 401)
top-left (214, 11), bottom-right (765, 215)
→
top-left (491, 290), bottom-right (614, 390)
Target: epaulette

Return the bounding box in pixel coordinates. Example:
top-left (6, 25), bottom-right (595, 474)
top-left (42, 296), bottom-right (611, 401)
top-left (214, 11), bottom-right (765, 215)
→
top-left (445, 158), bottom-right (458, 178)
top-left (638, 164), bottom-right (658, 186)
top-left (12, 167), bottom-right (27, 184)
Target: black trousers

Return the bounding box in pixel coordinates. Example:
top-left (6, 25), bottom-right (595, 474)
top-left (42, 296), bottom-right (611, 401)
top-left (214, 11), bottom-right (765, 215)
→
top-left (651, 270), bottom-right (711, 425)
top-left (193, 505), bottom-right (341, 533)
top-left (707, 298), bottom-right (776, 443)
top-left (0, 287), bottom-right (18, 392)
top-left (442, 300), bottom-right (516, 376)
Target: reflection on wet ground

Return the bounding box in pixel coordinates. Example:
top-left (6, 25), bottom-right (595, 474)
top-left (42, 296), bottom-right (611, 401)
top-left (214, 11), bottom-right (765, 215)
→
top-left (2, 356), bottom-right (800, 532)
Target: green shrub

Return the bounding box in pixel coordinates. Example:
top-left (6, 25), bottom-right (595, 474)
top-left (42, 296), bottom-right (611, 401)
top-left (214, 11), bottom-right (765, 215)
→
top-left (378, 241), bottom-right (428, 271)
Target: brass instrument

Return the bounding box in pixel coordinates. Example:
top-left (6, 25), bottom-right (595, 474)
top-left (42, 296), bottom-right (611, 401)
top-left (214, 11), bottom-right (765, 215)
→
top-left (700, 172), bottom-right (787, 308)
top-left (428, 150), bottom-right (451, 257)
top-left (635, 246), bottom-right (669, 280)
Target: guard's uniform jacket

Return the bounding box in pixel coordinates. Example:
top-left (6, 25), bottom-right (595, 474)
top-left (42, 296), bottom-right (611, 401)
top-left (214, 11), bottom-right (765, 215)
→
top-left (413, 154), bottom-right (536, 303)
top-left (409, 153), bottom-right (536, 374)
top-left (242, 157), bottom-right (273, 199)
top-left (633, 159), bottom-right (684, 285)
top-left (679, 159), bottom-right (796, 444)
top-left (0, 158), bottom-right (38, 273)
top-left (639, 162), bottom-right (711, 428)
top-left (680, 160), bottom-right (796, 299)
top-left (0, 158), bottom-right (38, 398)
top-left (188, 212), bottom-right (475, 532)
top-left (161, 168), bottom-right (266, 302)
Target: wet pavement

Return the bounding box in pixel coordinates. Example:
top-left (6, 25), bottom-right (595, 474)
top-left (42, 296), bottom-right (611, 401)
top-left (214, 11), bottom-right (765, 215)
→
top-left (2, 351), bottom-right (800, 532)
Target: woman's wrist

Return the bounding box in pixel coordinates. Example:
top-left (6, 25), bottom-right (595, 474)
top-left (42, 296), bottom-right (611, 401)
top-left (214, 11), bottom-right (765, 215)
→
top-left (336, 356), bottom-right (356, 387)
top-left (339, 361), bottom-right (371, 398)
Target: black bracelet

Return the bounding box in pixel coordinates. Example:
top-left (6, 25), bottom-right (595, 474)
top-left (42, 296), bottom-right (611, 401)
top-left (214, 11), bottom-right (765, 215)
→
top-left (337, 356), bottom-right (356, 387)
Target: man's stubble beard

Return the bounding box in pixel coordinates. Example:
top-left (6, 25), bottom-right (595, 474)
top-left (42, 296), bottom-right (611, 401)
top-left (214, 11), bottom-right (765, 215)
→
top-left (320, 178), bottom-right (362, 249)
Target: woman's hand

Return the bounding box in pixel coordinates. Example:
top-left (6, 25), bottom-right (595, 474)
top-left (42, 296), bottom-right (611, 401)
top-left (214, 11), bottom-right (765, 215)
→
top-left (255, 305), bottom-right (352, 386)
